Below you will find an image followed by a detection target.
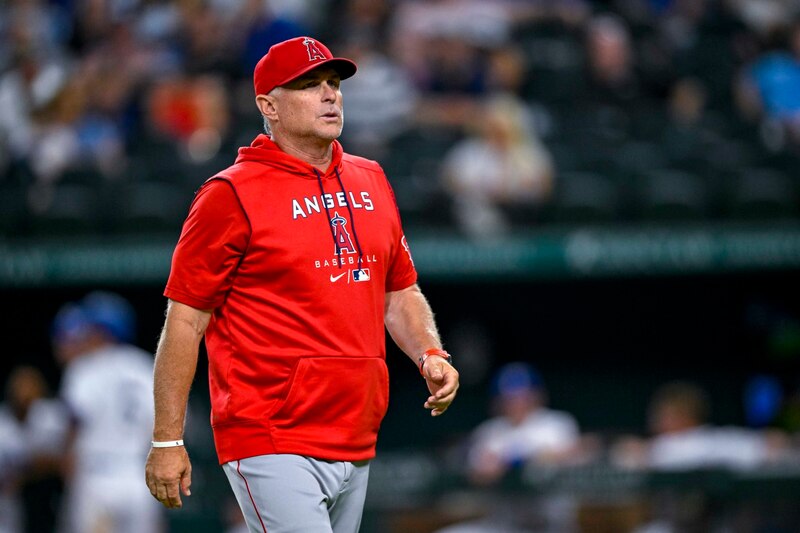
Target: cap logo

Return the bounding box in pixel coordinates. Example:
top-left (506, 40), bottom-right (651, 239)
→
top-left (303, 38), bottom-right (326, 62)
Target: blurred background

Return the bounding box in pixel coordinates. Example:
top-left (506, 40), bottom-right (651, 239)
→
top-left (1, 0), bottom-right (800, 532)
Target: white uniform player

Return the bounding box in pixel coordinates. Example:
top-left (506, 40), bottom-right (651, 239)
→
top-left (454, 363), bottom-right (580, 533)
top-left (467, 406), bottom-right (580, 470)
top-left (467, 363), bottom-right (580, 478)
top-left (52, 292), bottom-right (163, 533)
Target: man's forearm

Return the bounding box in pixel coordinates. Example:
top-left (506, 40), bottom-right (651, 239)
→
top-left (384, 284), bottom-right (442, 364)
top-left (152, 301), bottom-right (210, 441)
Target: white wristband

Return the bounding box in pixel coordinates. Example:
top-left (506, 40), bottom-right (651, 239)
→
top-left (151, 439), bottom-right (184, 448)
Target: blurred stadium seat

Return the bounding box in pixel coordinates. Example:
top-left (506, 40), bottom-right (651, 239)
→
top-left (636, 168), bottom-right (709, 221)
top-left (551, 171), bottom-right (619, 224)
top-left (27, 183), bottom-right (102, 236)
top-left (115, 181), bottom-right (191, 234)
top-left (0, 180), bottom-right (28, 235)
top-left (726, 167), bottom-right (798, 220)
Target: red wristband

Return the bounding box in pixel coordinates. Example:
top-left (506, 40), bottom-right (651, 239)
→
top-left (418, 348), bottom-right (452, 375)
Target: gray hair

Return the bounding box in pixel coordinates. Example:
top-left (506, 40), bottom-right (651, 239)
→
top-left (260, 87), bottom-right (281, 136)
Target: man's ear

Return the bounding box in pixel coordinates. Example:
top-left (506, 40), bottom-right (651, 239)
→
top-left (256, 94), bottom-right (278, 121)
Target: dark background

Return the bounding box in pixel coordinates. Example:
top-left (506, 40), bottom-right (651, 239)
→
top-left (4, 267), bottom-right (797, 446)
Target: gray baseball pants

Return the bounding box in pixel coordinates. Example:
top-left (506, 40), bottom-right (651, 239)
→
top-left (223, 454), bottom-right (370, 533)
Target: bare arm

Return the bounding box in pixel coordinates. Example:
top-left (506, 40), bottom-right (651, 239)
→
top-left (145, 299), bottom-right (212, 509)
top-left (152, 300), bottom-right (210, 440)
top-left (385, 284), bottom-right (459, 416)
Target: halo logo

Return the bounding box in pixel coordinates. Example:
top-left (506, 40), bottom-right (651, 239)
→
top-left (303, 38), bottom-right (326, 61)
top-left (331, 212), bottom-right (356, 255)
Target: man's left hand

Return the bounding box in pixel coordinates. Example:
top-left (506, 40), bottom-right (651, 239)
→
top-left (422, 356), bottom-right (459, 416)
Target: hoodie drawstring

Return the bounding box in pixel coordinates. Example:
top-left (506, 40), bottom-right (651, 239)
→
top-left (314, 168), bottom-right (364, 272)
top-left (334, 167), bottom-right (364, 273)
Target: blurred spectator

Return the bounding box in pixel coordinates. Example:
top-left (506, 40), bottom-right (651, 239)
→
top-left (743, 374), bottom-right (784, 429)
top-left (466, 362), bottom-right (580, 486)
top-left (0, 366), bottom-right (68, 533)
top-left (484, 44), bottom-right (529, 97)
top-left (437, 362), bottom-right (581, 533)
top-left (145, 73), bottom-right (231, 163)
top-left (238, 1), bottom-right (309, 74)
top-left (0, 47), bottom-right (72, 179)
top-left (0, 0), bottom-right (72, 60)
top-left (175, 0), bottom-right (240, 75)
top-left (0, 0), bottom-right (798, 235)
top-left (658, 76), bottom-right (725, 164)
top-left (335, 36), bottom-right (418, 159)
top-left (390, 0), bottom-right (514, 128)
top-left (390, 0), bottom-right (511, 81)
top-left (734, 20), bottom-right (800, 149)
top-left (583, 13), bottom-right (641, 108)
top-left (610, 380), bottom-right (794, 533)
top-left (666, 77), bottom-right (708, 130)
top-left (261, 0), bottom-right (334, 31)
top-left (612, 380), bottom-right (789, 471)
top-left (69, 0), bottom-right (137, 51)
top-left (440, 93), bottom-right (554, 238)
top-left (565, 12), bottom-right (646, 150)
top-left (725, 0), bottom-right (799, 39)
top-left (321, 0), bottom-right (392, 53)
top-left (657, 0), bottom-right (714, 52)
top-left (485, 43), bottom-right (557, 139)
top-left (51, 291), bottom-right (163, 533)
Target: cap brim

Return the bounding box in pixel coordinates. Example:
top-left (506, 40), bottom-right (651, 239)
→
top-left (278, 57), bottom-right (357, 88)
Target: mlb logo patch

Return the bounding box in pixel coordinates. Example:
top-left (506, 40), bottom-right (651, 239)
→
top-left (353, 268), bottom-right (370, 282)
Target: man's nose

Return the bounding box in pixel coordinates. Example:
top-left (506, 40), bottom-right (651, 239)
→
top-left (321, 81), bottom-right (337, 101)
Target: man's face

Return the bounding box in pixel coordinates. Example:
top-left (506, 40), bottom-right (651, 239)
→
top-left (272, 66), bottom-right (344, 142)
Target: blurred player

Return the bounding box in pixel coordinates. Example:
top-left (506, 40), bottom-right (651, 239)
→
top-left (446, 362), bottom-right (581, 533)
top-left (0, 366), bottom-right (69, 533)
top-left (52, 291), bottom-right (163, 533)
top-left (0, 370), bottom-right (31, 533)
top-left (467, 362), bottom-right (581, 485)
top-left (612, 380), bottom-right (790, 471)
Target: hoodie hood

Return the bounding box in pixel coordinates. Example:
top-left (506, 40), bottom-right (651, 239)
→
top-left (234, 133), bottom-right (363, 271)
top-left (235, 134), bottom-right (344, 179)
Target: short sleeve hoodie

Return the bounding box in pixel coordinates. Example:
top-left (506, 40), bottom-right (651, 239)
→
top-left (165, 134), bottom-right (417, 463)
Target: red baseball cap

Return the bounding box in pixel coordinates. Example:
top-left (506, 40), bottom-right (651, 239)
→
top-left (253, 36), bottom-right (357, 96)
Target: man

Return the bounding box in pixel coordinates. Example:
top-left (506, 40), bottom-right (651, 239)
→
top-left (144, 36), bottom-right (459, 533)
top-left (467, 362), bottom-right (580, 486)
top-left (645, 381), bottom-right (782, 470)
top-left (0, 366), bottom-right (68, 533)
top-left (52, 291), bottom-right (163, 533)
top-left (0, 368), bottom-right (35, 533)
top-left (439, 362), bottom-right (580, 533)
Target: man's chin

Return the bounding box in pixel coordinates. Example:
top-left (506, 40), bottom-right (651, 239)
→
top-left (319, 125), bottom-right (343, 141)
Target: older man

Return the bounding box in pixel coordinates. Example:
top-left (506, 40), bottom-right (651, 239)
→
top-left (144, 36), bottom-right (459, 533)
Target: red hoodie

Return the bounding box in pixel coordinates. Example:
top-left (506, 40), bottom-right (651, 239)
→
top-left (165, 135), bottom-right (417, 464)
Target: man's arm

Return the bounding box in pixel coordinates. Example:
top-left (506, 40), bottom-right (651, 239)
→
top-left (145, 299), bottom-right (212, 509)
top-left (385, 284), bottom-right (459, 416)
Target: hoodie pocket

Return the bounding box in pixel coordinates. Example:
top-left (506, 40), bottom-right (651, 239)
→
top-left (268, 356), bottom-right (389, 454)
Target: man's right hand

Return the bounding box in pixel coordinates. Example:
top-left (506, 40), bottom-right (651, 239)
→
top-left (145, 446), bottom-right (192, 509)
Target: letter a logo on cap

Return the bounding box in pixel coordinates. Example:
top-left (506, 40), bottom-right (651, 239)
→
top-left (303, 38), bottom-right (326, 62)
